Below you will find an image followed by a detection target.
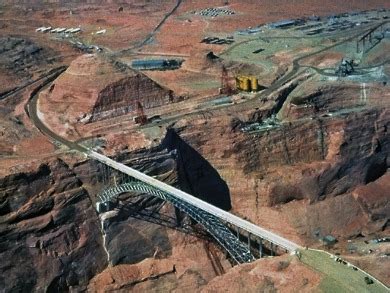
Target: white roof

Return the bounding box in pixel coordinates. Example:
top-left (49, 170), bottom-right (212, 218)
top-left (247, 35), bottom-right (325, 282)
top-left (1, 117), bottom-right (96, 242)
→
top-left (96, 29), bottom-right (106, 34)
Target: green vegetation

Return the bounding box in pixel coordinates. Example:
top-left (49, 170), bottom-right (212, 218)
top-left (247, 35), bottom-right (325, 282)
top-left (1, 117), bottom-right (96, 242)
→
top-left (299, 249), bottom-right (389, 293)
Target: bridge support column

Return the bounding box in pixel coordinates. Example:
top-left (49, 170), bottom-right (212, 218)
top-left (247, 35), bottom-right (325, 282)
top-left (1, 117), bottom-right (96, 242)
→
top-left (259, 239), bottom-right (263, 258)
top-left (247, 233), bottom-right (251, 250)
top-left (270, 243), bottom-right (274, 256)
top-left (236, 227), bottom-right (240, 240)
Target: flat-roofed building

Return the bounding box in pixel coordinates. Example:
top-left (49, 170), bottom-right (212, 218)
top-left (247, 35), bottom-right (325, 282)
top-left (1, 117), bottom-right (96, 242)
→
top-left (131, 59), bottom-right (182, 71)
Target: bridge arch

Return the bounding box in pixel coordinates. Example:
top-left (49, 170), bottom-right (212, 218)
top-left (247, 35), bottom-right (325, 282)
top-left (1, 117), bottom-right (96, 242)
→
top-left (96, 182), bottom-right (255, 264)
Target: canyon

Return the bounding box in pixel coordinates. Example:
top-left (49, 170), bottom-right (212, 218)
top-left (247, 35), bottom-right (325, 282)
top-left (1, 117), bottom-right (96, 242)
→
top-left (0, 0), bottom-right (389, 292)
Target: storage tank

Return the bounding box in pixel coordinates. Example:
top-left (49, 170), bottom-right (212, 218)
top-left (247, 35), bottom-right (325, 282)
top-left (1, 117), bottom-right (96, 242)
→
top-left (235, 77), bottom-right (242, 90)
top-left (250, 77), bottom-right (258, 91)
top-left (236, 76), bottom-right (253, 91)
top-left (236, 77), bottom-right (246, 91)
top-left (242, 77), bottom-right (250, 91)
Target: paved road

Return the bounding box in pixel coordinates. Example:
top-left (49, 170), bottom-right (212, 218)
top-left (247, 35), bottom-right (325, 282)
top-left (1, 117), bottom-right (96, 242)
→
top-left (26, 84), bottom-right (88, 154)
top-left (117, 0), bottom-right (182, 55)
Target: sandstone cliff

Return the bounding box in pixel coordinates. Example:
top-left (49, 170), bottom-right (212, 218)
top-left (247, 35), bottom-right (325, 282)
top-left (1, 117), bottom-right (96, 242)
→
top-left (0, 159), bottom-right (106, 291)
top-left (38, 54), bottom-right (175, 139)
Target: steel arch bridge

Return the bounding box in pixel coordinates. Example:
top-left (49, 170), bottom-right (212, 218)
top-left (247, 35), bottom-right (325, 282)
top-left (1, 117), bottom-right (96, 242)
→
top-left (96, 182), bottom-right (255, 264)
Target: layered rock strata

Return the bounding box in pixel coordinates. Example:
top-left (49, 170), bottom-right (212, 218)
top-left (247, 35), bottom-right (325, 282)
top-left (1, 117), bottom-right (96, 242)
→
top-left (39, 54), bottom-right (176, 138)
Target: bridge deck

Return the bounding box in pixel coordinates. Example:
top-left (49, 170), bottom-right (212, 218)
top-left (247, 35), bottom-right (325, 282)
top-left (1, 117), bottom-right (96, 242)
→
top-left (89, 151), bottom-right (301, 252)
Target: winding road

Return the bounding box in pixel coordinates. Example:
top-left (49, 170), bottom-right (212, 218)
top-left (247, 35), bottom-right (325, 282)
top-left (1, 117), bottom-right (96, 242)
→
top-left (118, 0), bottom-right (183, 55)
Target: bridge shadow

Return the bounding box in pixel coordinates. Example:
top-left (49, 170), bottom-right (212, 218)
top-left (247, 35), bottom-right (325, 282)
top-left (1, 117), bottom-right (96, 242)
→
top-left (109, 195), bottom-right (211, 241)
top-left (162, 128), bottom-right (232, 211)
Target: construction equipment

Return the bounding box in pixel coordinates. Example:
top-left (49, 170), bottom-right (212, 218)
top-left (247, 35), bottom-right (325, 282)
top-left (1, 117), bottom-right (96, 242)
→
top-left (133, 78), bottom-right (148, 125)
top-left (335, 58), bottom-right (355, 77)
top-left (236, 75), bottom-right (259, 92)
top-left (133, 101), bottom-right (147, 125)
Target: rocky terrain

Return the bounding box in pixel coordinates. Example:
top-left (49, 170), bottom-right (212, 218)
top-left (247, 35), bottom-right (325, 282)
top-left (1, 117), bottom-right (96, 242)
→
top-left (0, 0), bottom-right (389, 292)
top-left (0, 144), bottom-right (238, 292)
top-left (0, 37), bottom-right (56, 94)
top-left (0, 159), bottom-right (106, 291)
top-left (38, 54), bottom-right (177, 140)
top-left (169, 98), bottom-right (389, 241)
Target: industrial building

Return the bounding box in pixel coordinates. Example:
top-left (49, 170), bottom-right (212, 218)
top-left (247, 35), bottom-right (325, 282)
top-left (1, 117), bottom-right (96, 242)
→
top-left (268, 19), bottom-right (298, 29)
top-left (201, 36), bottom-right (234, 45)
top-left (131, 59), bottom-right (183, 71)
top-left (36, 27), bottom-right (80, 34)
top-left (194, 7), bottom-right (235, 18)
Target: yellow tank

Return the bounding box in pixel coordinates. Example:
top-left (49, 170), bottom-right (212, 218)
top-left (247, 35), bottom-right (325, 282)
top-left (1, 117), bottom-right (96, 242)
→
top-left (236, 75), bottom-right (255, 92)
top-left (235, 77), bottom-right (242, 90)
top-left (250, 77), bottom-right (258, 91)
top-left (236, 76), bottom-right (247, 91)
top-left (242, 77), bottom-right (250, 91)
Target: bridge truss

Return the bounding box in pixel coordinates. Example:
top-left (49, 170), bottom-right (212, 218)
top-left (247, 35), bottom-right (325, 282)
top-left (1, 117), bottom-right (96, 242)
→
top-left (97, 181), bottom-right (256, 264)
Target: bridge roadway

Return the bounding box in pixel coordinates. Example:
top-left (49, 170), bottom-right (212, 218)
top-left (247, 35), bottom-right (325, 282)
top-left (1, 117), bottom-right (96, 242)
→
top-left (89, 150), bottom-right (301, 252)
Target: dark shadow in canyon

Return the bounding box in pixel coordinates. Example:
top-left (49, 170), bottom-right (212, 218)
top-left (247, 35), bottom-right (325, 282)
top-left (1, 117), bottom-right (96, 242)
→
top-left (162, 128), bottom-right (232, 211)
